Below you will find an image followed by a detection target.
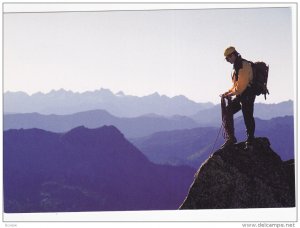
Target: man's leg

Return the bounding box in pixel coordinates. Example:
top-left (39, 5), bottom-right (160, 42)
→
top-left (241, 95), bottom-right (256, 143)
top-left (221, 97), bottom-right (241, 147)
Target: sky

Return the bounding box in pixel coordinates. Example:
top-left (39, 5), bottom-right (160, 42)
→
top-left (3, 4), bottom-right (295, 104)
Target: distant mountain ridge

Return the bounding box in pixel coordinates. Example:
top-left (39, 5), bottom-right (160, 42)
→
top-left (4, 126), bottom-right (195, 213)
top-left (190, 100), bottom-right (293, 126)
top-left (4, 109), bottom-right (199, 138)
top-left (5, 111), bottom-right (294, 167)
top-left (131, 116), bottom-right (294, 168)
top-left (4, 89), bottom-right (214, 117)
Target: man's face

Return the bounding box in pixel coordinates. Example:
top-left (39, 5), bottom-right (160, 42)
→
top-left (225, 53), bottom-right (236, 64)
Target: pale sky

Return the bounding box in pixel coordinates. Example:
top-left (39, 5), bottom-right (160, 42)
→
top-left (3, 4), bottom-right (295, 104)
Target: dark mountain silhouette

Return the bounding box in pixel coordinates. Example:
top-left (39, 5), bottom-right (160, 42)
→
top-left (4, 110), bottom-right (198, 138)
top-left (131, 116), bottom-right (294, 168)
top-left (191, 100), bottom-right (293, 126)
top-left (180, 138), bottom-right (295, 209)
top-left (4, 89), bottom-right (213, 117)
top-left (4, 126), bottom-right (195, 213)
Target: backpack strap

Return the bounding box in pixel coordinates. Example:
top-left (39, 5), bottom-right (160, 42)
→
top-left (233, 57), bottom-right (247, 81)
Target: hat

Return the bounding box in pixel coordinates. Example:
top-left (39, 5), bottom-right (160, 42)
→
top-left (224, 46), bottom-right (236, 57)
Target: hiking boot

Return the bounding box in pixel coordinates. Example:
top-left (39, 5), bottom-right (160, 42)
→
top-left (244, 136), bottom-right (254, 150)
top-left (221, 137), bottom-right (237, 148)
top-left (244, 141), bottom-right (254, 151)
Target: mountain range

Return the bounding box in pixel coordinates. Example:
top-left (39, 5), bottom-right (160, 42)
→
top-left (4, 110), bottom-right (199, 138)
top-left (4, 107), bottom-right (294, 167)
top-left (130, 116), bottom-right (294, 168)
top-left (4, 90), bottom-right (293, 121)
top-left (4, 89), bottom-right (295, 213)
top-left (4, 89), bottom-right (213, 117)
top-left (4, 97), bottom-right (294, 139)
top-left (4, 126), bottom-right (195, 213)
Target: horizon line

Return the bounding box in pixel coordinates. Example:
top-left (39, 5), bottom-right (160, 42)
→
top-left (3, 88), bottom-right (294, 105)
top-left (3, 88), bottom-right (215, 103)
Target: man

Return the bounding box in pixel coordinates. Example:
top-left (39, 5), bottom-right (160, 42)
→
top-left (221, 46), bottom-right (256, 149)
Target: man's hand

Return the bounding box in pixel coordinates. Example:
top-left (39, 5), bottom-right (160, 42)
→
top-left (220, 92), bottom-right (229, 98)
top-left (220, 92), bottom-right (233, 99)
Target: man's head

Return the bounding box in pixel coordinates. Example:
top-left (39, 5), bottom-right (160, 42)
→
top-left (224, 46), bottom-right (238, 64)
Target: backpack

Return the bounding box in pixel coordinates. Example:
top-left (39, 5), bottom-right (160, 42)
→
top-left (250, 61), bottom-right (269, 99)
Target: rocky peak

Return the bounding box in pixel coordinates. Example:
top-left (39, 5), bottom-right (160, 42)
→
top-left (180, 137), bottom-right (295, 209)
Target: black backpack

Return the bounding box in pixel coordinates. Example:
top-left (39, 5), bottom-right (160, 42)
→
top-left (250, 61), bottom-right (269, 99)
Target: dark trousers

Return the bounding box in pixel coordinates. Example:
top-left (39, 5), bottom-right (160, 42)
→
top-left (222, 89), bottom-right (256, 140)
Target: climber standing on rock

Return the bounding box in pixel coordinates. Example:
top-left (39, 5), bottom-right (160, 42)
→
top-left (220, 46), bottom-right (256, 149)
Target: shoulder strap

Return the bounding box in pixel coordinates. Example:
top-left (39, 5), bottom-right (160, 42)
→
top-left (233, 57), bottom-right (243, 81)
top-left (234, 58), bottom-right (253, 81)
